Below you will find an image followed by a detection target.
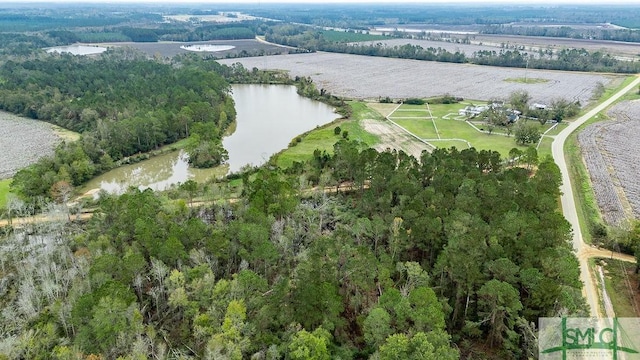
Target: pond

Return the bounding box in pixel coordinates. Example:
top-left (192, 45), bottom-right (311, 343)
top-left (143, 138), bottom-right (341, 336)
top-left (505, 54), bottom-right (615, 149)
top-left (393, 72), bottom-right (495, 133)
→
top-left (81, 151), bottom-right (229, 197)
top-left (223, 84), bottom-right (338, 172)
top-left (81, 84), bottom-right (338, 195)
top-left (46, 45), bottom-right (108, 55)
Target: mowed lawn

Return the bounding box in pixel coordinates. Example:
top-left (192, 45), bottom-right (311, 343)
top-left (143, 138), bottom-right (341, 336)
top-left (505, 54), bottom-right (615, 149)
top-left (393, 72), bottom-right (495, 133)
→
top-left (394, 119), bottom-right (438, 138)
top-left (538, 136), bottom-right (554, 159)
top-left (435, 119), bottom-right (528, 155)
top-left (275, 102), bottom-right (381, 167)
top-left (387, 102), bottom-right (550, 156)
top-left (0, 178), bottom-right (11, 209)
top-left (389, 110), bottom-right (432, 118)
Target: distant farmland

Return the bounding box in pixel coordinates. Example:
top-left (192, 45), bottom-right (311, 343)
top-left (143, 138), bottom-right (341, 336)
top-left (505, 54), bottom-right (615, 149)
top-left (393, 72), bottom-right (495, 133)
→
top-left (218, 52), bottom-right (617, 104)
top-left (102, 39), bottom-right (290, 58)
top-left (355, 38), bottom-right (539, 58)
top-left (0, 112), bottom-right (60, 179)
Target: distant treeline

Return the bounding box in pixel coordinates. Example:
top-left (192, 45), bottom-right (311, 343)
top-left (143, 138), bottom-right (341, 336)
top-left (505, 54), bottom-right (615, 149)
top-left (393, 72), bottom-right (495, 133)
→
top-left (245, 3), bottom-right (640, 29)
top-left (0, 33), bottom-right (52, 56)
top-left (42, 21), bottom-right (269, 45)
top-left (266, 24), bottom-right (640, 73)
top-left (0, 14), bottom-right (143, 32)
top-left (481, 24), bottom-right (640, 44)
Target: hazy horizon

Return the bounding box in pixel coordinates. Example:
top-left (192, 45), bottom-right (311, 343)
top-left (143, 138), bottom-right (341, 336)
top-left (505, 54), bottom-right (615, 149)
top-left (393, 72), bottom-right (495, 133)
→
top-left (9, 0), bottom-right (640, 4)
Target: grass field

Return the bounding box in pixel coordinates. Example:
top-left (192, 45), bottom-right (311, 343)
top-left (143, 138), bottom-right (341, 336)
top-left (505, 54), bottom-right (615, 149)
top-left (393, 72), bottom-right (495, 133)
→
top-left (588, 75), bottom-right (637, 110)
top-left (504, 77), bottom-right (550, 84)
top-left (389, 110), bottom-right (432, 118)
top-left (566, 119), bottom-right (605, 245)
top-left (275, 102), bottom-right (381, 167)
top-left (428, 139), bottom-right (471, 150)
top-left (543, 122), bottom-right (567, 136)
top-left (393, 119), bottom-right (438, 139)
top-left (537, 136), bottom-right (554, 159)
top-left (0, 179), bottom-right (11, 209)
top-left (622, 84), bottom-right (640, 101)
top-left (437, 119), bottom-right (529, 155)
top-left (597, 258), bottom-right (640, 317)
top-left (51, 124), bottom-right (81, 142)
top-left (428, 102), bottom-right (475, 118)
top-left (389, 103), bottom-right (552, 157)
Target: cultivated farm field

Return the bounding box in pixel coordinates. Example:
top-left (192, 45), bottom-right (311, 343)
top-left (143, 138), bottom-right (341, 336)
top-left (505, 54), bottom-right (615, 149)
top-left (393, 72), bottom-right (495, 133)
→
top-left (0, 112), bottom-right (60, 179)
top-left (219, 52), bottom-right (616, 104)
top-left (578, 100), bottom-right (640, 225)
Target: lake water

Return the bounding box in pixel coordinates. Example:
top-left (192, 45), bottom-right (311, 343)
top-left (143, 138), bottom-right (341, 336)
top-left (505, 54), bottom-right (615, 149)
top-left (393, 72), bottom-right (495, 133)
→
top-left (81, 84), bottom-right (338, 195)
top-left (46, 45), bottom-right (108, 55)
top-left (223, 84), bottom-right (338, 172)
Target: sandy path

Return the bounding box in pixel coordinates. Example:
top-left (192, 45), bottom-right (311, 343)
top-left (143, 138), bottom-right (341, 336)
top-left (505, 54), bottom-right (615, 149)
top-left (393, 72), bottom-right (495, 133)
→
top-left (361, 119), bottom-right (431, 159)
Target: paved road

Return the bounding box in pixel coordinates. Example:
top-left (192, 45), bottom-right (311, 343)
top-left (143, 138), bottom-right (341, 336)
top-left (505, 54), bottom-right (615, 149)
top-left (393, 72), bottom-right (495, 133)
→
top-left (552, 75), bottom-right (640, 318)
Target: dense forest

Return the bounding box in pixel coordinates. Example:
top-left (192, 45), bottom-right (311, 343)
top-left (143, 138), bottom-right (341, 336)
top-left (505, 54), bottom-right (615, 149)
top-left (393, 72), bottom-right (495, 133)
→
top-left (0, 50), bottom-right (236, 203)
top-left (1, 4), bottom-right (640, 359)
top-left (0, 145), bottom-right (585, 359)
top-left (264, 25), bottom-right (640, 74)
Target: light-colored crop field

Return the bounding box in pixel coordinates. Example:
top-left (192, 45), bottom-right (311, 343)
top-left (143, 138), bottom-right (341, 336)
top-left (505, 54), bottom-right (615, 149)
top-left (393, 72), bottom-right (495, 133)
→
top-left (578, 100), bottom-right (640, 225)
top-left (0, 111), bottom-right (60, 179)
top-left (218, 52), bottom-right (617, 105)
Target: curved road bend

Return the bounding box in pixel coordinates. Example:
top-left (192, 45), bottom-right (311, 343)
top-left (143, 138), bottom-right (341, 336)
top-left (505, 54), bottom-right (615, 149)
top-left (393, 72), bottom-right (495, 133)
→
top-left (552, 75), bottom-right (640, 318)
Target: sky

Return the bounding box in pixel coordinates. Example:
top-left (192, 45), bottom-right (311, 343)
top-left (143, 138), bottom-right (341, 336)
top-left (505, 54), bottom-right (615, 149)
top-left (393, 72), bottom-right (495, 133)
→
top-left (14, 0), bottom-right (640, 3)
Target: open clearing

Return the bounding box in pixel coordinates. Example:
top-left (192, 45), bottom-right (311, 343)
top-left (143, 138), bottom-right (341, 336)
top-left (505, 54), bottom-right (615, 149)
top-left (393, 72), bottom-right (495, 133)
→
top-left (218, 52), bottom-right (616, 105)
top-left (0, 111), bottom-right (60, 179)
top-left (578, 100), bottom-right (640, 225)
top-left (361, 119), bottom-right (431, 159)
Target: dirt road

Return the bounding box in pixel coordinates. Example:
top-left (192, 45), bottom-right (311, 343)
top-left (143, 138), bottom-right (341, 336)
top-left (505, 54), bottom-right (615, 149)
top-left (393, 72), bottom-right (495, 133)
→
top-left (552, 75), bottom-right (640, 317)
top-left (361, 119), bottom-right (432, 159)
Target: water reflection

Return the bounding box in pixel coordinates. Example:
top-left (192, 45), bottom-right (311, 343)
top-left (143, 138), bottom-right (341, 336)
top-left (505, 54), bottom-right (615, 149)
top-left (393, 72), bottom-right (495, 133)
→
top-left (82, 84), bottom-right (337, 195)
top-left (82, 151), bottom-right (228, 197)
top-left (223, 84), bottom-right (338, 172)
